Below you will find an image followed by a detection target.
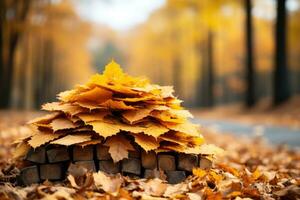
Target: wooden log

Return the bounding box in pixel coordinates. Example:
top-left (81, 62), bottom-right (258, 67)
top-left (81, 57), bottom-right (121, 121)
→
top-left (121, 158), bottom-right (141, 175)
top-left (26, 147), bottom-right (46, 164)
top-left (74, 161), bottom-right (96, 172)
top-left (141, 151), bottom-right (157, 169)
top-left (73, 145), bottom-right (94, 161)
top-left (166, 171), bottom-right (186, 184)
top-left (18, 165), bottom-right (40, 185)
top-left (177, 153), bottom-right (198, 171)
top-left (47, 146), bottom-right (70, 163)
top-left (128, 149), bottom-right (140, 158)
top-left (199, 157), bottom-right (212, 169)
top-left (40, 163), bottom-right (64, 180)
top-left (98, 160), bottom-right (120, 174)
top-left (158, 154), bottom-right (176, 171)
top-left (96, 144), bottom-right (111, 160)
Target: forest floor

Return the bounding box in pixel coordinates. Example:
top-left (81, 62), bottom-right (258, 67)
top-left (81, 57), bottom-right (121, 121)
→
top-left (0, 111), bottom-right (299, 199)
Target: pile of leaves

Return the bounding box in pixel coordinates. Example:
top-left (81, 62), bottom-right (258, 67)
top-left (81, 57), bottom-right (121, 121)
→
top-left (0, 125), bottom-right (299, 199)
top-left (14, 61), bottom-right (218, 163)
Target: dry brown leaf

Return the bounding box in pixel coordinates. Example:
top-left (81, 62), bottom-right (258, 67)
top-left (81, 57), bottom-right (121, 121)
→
top-left (76, 139), bottom-right (102, 147)
top-left (77, 111), bottom-right (110, 122)
top-left (93, 171), bottom-right (124, 195)
top-left (50, 134), bottom-right (92, 146)
top-left (163, 182), bottom-right (188, 198)
top-left (28, 131), bottom-right (64, 148)
top-left (143, 178), bottom-right (168, 197)
top-left (74, 101), bottom-right (102, 110)
top-left (42, 102), bottom-right (87, 116)
top-left (28, 112), bottom-right (61, 125)
top-left (13, 142), bottom-right (31, 158)
top-left (50, 118), bottom-right (79, 132)
top-left (104, 135), bottom-right (135, 162)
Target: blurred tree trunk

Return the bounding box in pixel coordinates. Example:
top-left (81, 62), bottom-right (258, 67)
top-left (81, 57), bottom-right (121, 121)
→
top-left (18, 36), bottom-right (29, 109)
top-left (0, 1), bottom-right (6, 108)
top-left (42, 39), bottom-right (54, 102)
top-left (274, 0), bottom-right (290, 105)
top-left (33, 36), bottom-right (44, 109)
top-left (245, 0), bottom-right (255, 107)
top-left (0, 0), bottom-right (31, 108)
top-left (206, 30), bottom-right (214, 107)
top-left (196, 31), bottom-right (214, 107)
top-left (173, 57), bottom-right (182, 97)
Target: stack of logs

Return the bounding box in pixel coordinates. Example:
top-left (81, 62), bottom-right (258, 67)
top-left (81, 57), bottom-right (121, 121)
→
top-left (18, 144), bottom-right (212, 185)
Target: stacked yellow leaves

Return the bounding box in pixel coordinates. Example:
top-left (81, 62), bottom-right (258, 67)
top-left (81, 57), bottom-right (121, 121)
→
top-left (16, 61), bottom-right (209, 163)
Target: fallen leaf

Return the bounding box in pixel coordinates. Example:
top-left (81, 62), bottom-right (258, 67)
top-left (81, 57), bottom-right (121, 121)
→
top-left (13, 142), bottom-right (31, 158)
top-left (76, 111), bottom-right (110, 123)
top-left (50, 118), bottom-right (79, 131)
top-left (143, 179), bottom-right (168, 197)
top-left (74, 87), bottom-right (113, 103)
top-left (93, 171), bottom-right (123, 195)
top-left (100, 99), bottom-right (136, 110)
top-left (131, 133), bottom-right (160, 151)
top-left (28, 131), bottom-right (64, 148)
top-left (51, 134), bottom-right (92, 146)
top-left (104, 135), bottom-right (135, 162)
top-left (122, 108), bottom-right (153, 124)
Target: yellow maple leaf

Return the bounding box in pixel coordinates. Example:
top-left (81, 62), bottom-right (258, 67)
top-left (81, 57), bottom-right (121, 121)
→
top-left (13, 142), bottom-right (31, 158)
top-left (104, 135), bottom-right (135, 162)
top-left (100, 99), bottom-right (136, 110)
top-left (50, 118), bottom-right (80, 132)
top-left (28, 112), bottom-right (61, 125)
top-left (122, 108), bottom-right (153, 124)
top-left (74, 87), bottom-right (113, 103)
top-left (193, 168), bottom-right (207, 178)
top-left (88, 121), bottom-right (122, 138)
top-left (161, 121), bottom-right (200, 137)
top-left (51, 134), bottom-right (92, 146)
top-left (131, 133), bottom-right (160, 151)
top-left (28, 131), bottom-right (65, 148)
top-left (76, 111), bottom-right (110, 122)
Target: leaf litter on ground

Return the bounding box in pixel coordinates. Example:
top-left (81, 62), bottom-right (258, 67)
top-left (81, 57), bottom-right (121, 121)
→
top-left (0, 120), bottom-right (299, 199)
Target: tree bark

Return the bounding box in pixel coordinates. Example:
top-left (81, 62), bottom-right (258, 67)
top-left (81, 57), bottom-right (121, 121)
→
top-left (245, 0), bottom-right (255, 107)
top-left (274, 0), bottom-right (290, 105)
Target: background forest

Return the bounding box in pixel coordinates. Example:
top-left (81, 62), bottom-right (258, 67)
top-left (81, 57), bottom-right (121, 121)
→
top-left (1, 0), bottom-right (300, 110)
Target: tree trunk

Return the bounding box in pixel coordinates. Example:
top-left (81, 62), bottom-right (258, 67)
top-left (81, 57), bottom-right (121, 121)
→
top-left (0, 0), bottom-right (6, 108)
top-left (274, 0), bottom-right (290, 105)
top-left (0, 0), bottom-right (31, 108)
top-left (206, 30), bottom-right (214, 107)
top-left (173, 57), bottom-right (182, 97)
top-left (196, 31), bottom-right (215, 108)
top-left (245, 0), bottom-right (255, 107)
